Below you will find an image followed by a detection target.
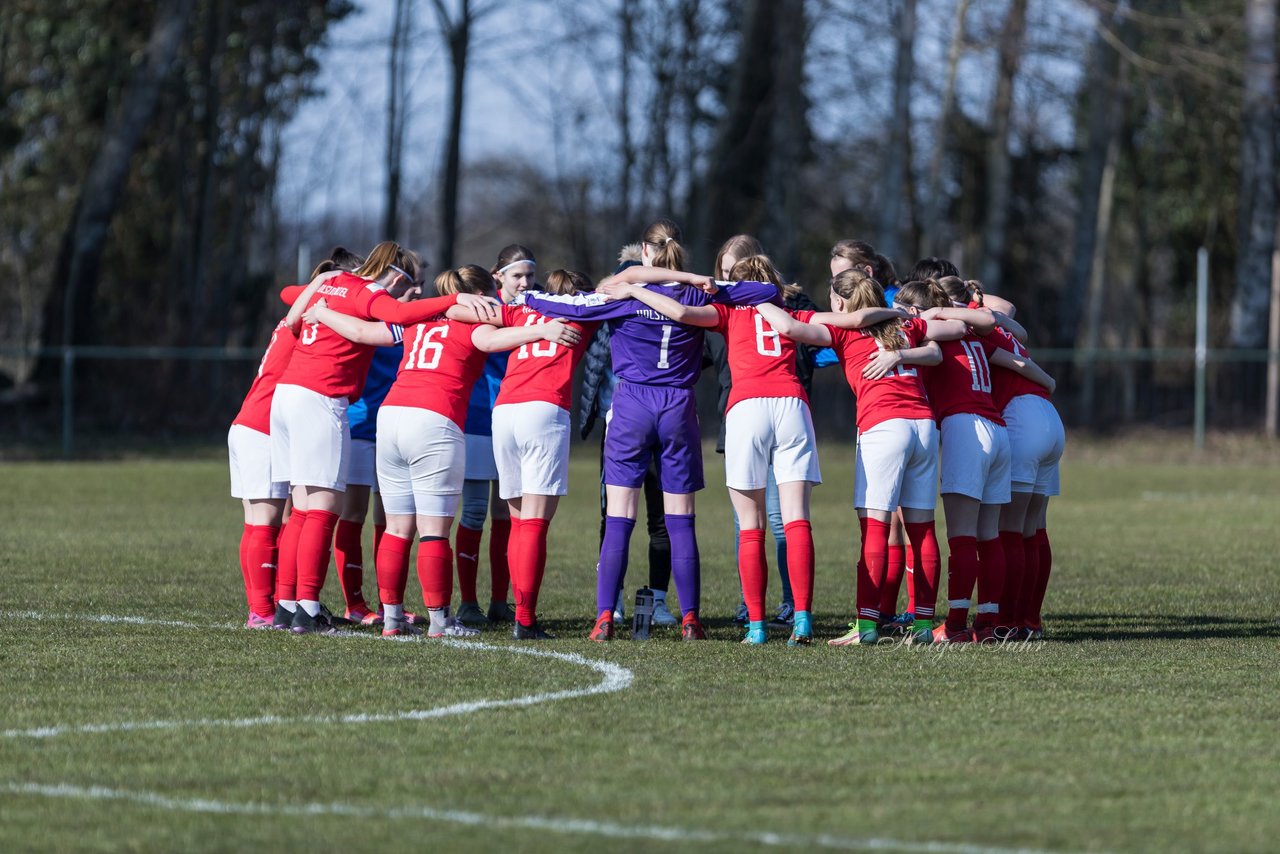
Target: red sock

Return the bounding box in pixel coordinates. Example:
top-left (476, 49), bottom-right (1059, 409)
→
top-left (998, 530), bottom-right (1026, 628)
top-left (295, 509), bottom-right (338, 602)
top-left (737, 529), bottom-right (768, 622)
top-left (945, 535), bottom-right (978, 631)
top-left (245, 525), bottom-right (279, 618)
top-left (238, 524), bottom-right (252, 606)
top-left (515, 518), bottom-right (551, 625)
top-left (375, 533), bottom-right (412, 607)
top-left (879, 543), bottom-right (906, 616)
top-left (903, 522), bottom-right (940, 620)
top-left (275, 510), bottom-right (308, 603)
top-left (858, 518), bottom-right (891, 622)
top-left (1028, 528), bottom-right (1052, 627)
top-left (417, 538), bottom-right (453, 609)
top-left (974, 537), bottom-right (1007, 629)
top-left (1018, 534), bottom-right (1041, 628)
top-left (373, 523), bottom-right (387, 558)
top-left (489, 518), bottom-right (512, 603)
top-left (455, 525), bottom-right (482, 602)
top-left (783, 520), bottom-right (814, 613)
top-left (333, 519), bottom-right (367, 610)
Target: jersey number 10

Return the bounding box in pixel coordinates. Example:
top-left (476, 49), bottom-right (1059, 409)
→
top-left (960, 340), bottom-right (992, 393)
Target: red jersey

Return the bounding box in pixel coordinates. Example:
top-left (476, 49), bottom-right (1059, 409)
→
top-left (990, 327), bottom-right (1051, 412)
top-left (232, 319), bottom-right (297, 435)
top-left (279, 273), bottom-right (398, 400)
top-left (382, 317), bottom-right (488, 429)
top-left (715, 304), bottom-right (806, 412)
top-left (925, 332), bottom-right (1004, 425)
top-left (494, 304), bottom-right (598, 411)
top-left (825, 317), bottom-right (935, 433)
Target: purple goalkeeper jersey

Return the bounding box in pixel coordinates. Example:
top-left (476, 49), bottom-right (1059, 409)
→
top-left (518, 281), bottom-right (779, 389)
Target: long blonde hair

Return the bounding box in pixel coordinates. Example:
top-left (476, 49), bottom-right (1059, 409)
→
top-left (831, 268), bottom-right (904, 352)
top-left (355, 241), bottom-right (420, 283)
top-left (729, 254), bottom-right (802, 300)
top-left (642, 218), bottom-right (687, 272)
top-left (544, 269), bottom-right (589, 296)
top-left (434, 265), bottom-right (492, 296)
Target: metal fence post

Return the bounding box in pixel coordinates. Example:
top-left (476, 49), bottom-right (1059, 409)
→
top-left (1267, 250), bottom-right (1280, 439)
top-left (1194, 247), bottom-right (1208, 451)
top-left (61, 346), bottom-right (75, 458)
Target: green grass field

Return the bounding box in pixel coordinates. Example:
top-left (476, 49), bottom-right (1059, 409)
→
top-left (2, 441), bottom-right (1279, 852)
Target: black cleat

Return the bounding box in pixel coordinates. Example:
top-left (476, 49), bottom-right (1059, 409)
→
top-left (513, 621), bottom-right (555, 640)
top-left (272, 604), bottom-right (293, 631)
top-left (290, 607), bottom-right (337, 635)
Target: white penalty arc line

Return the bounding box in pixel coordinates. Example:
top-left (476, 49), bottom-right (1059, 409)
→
top-left (0, 610), bottom-right (633, 741)
top-left (2, 782), bottom-right (1068, 854)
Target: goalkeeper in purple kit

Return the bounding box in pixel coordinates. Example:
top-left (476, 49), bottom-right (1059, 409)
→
top-left (517, 218), bottom-right (780, 640)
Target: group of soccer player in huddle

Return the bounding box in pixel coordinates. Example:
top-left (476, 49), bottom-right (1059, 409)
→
top-left (227, 216), bottom-right (1064, 646)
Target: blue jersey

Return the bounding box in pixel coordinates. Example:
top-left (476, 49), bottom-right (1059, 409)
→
top-left (521, 280), bottom-right (779, 389)
top-left (462, 350), bottom-right (509, 436)
top-left (348, 344), bottom-right (402, 442)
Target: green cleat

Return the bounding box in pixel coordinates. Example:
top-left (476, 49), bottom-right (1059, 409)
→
top-left (828, 623), bottom-right (882, 647)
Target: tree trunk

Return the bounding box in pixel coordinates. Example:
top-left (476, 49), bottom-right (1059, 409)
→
top-left (876, 0), bottom-right (916, 265)
top-left (921, 0), bottom-right (970, 256)
top-left (977, 0), bottom-right (1027, 290)
top-left (616, 0), bottom-right (636, 248)
top-left (1230, 0), bottom-right (1278, 347)
top-left (384, 0), bottom-right (412, 241)
top-left (49, 0), bottom-right (196, 351)
top-left (189, 0), bottom-right (227, 344)
top-left (433, 0), bottom-right (472, 269)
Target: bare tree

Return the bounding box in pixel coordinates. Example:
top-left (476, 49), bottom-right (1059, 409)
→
top-left (876, 0), bottom-right (917, 265)
top-left (384, 0), bottom-right (414, 241)
top-left (920, 0), bottom-right (971, 256)
top-left (1230, 0), bottom-right (1277, 347)
top-left (977, 0), bottom-right (1028, 291)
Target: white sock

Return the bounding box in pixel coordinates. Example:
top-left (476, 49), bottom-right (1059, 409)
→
top-left (384, 603), bottom-right (404, 621)
top-left (428, 607), bottom-right (449, 631)
top-left (279, 599), bottom-right (297, 613)
top-left (299, 599), bottom-right (321, 617)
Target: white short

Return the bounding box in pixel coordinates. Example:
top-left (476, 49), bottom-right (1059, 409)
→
top-left (492, 401), bottom-right (571, 499)
top-left (939, 413), bottom-right (1011, 504)
top-left (377, 405), bottom-right (465, 517)
top-left (1004, 395), bottom-right (1065, 496)
top-left (463, 432), bottom-right (498, 481)
top-left (228, 424), bottom-right (289, 500)
top-left (723, 396), bottom-right (821, 490)
top-left (347, 438), bottom-right (377, 488)
top-left (269, 384), bottom-right (350, 490)
top-left (854, 418), bottom-right (938, 512)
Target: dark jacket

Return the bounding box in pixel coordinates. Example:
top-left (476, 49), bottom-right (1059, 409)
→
top-left (578, 323), bottom-right (613, 440)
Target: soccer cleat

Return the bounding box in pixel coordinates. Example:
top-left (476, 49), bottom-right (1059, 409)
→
top-left (272, 604), bottom-right (293, 631)
top-left (973, 625), bottom-right (1001, 645)
top-left (904, 626), bottom-right (934, 645)
top-left (486, 600), bottom-right (516, 623)
top-left (513, 622), bottom-right (556, 640)
top-left (612, 598), bottom-right (626, 625)
top-left (931, 624), bottom-right (974, 645)
top-left (651, 597), bottom-right (679, 627)
top-left (787, 610), bottom-right (813, 646)
top-left (1026, 624), bottom-right (1045, 641)
top-left (680, 613), bottom-right (707, 641)
top-left (244, 613), bottom-right (274, 630)
top-left (879, 611), bottom-right (915, 636)
top-left (454, 601), bottom-right (488, 625)
top-left (428, 617), bottom-right (481, 638)
top-left (733, 602), bottom-right (749, 625)
top-left (345, 604), bottom-right (382, 626)
top-left (318, 604), bottom-right (353, 627)
top-left (290, 607), bottom-right (337, 636)
top-left (589, 611), bottom-right (614, 642)
top-left (742, 621), bottom-right (768, 645)
top-left (828, 623), bottom-right (882, 646)
top-left (381, 613), bottom-right (422, 637)
top-left (769, 602), bottom-right (795, 628)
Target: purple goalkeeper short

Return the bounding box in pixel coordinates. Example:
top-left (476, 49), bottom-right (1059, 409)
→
top-left (604, 382), bottom-right (704, 494)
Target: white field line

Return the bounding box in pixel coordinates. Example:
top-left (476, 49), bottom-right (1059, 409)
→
top-left (3, 782), bottom-right (1067, 854)
top-left (0, 611), bottom-right (1077, 854)
top-left (0, 610), bottom-right (632, 740)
